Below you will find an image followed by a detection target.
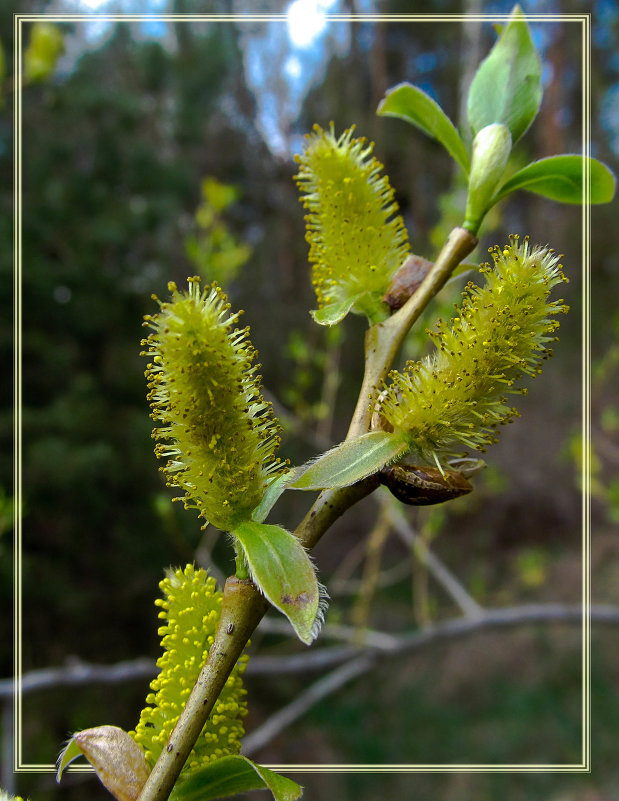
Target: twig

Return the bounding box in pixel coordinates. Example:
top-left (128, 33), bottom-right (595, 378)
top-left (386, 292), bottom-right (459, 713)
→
top-left (242, 655), bottom-right (374, 757)
top-left (136, 577), bottom-right (268, 801)
top-left (346, 227), bottom-right (478, 439)
top-left (0, 657), bottom-right (156, 699)
top-left (352, 504), bottom-right (392, 633)
top-left (387, 498), bottom-right (484, 619)
top-left (329, 558), bottom-right (412, 596)
top-left (257, 617), bottom-right (399, 651)
top-left (241, 602), bottom-right (619, 756)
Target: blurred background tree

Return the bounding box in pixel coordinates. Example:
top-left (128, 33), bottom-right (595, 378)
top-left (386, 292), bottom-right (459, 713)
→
top-left (2, 1), bottom-right (618, 799)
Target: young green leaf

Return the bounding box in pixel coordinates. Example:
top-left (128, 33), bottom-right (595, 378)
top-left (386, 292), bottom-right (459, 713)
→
top-left (24, 22), bottom-right (64, 83)
top-left (56, 737), bottom-right (83, 781)
top-left (377, 82), bottom-right (470, 175)
top-left (289, 430), bottom-right (410, 491)
top-left (492, 155), bottom-right (617, 205)
top-left (464, 123), bottom-right (512, 232)
top-left (467, 5), bottom-right (542, 144)
top-left (251, 471), bottom-right (294, 523)
top-left (310, 293), bottom-right (367, 327)
top-left (232, 521), bottom-right (324, 645)
top-left (170, 754), bottom-right (302, 801)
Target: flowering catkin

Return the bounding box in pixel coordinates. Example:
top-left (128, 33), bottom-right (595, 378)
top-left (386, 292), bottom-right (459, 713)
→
top-left (295, 123), bottom-right (410, 312)
top-left (380, 235), bottom-right (568, 464)
top-left (142, 277), bottom-right (286, 531)
top-left (130, 565), bottom-right (249, 772)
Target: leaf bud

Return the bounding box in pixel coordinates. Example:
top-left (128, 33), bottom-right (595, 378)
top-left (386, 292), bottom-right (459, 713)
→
top-left (464, 123), bottom-right (512, 232)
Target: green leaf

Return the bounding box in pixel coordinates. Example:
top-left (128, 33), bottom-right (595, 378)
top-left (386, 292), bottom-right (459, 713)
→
top-left (378, 82), bottom-right (470, 175)
top-left (311, 293), bottom-right (364, 326)
top-left (251, 471), bottom-right (293, 523)
top-left (493, 155), bottom-right (617, 205)
top-left (56, 737), bottom-right (83, 780)
top-left (232, 521), bottom-right (323, 645)
top-left (289, 430), bottom-right (410, 491)
top-left (467, 5), bottom-right (542, 144)
top-left (171, 755), bottom-right (302, 801)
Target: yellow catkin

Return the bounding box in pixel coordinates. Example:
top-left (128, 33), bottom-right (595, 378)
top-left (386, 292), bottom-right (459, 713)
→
top-left (142, 277), bottom-right (286, 531)
top-left (295, 123), bottom-right (410, 313)
top-left (381, 235), bottom-right (568, 464)
top-left (130, 565), bottom-right (249, 773)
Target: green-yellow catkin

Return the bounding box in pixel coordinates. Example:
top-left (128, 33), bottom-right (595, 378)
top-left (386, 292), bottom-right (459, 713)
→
top-left (380, 235), bottom-right (569, 464)
top-left (130, 565), bottom-right (249, 773)
top-left (294, 123), bottom-right (410, 310)
top-left (142, 277), bottom-right (286, 531)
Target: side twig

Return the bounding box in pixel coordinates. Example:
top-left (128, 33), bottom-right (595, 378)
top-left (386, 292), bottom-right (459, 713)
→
top-left (242, 602), bottom-right (618, 756)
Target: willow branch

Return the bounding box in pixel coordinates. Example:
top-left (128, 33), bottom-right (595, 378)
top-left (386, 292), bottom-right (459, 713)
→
top-left (136, 578), bottom-right (268, 801)
top-left (347, 226), bottom-right (478, 439)
top-left (137, 226), bottom-right (477, 801)
top-left (387, 499), bottom-right (484, 619)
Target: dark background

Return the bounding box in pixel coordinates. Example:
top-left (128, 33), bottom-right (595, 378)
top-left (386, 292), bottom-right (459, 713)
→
top-left (2, 1), bottom-right (618, 799)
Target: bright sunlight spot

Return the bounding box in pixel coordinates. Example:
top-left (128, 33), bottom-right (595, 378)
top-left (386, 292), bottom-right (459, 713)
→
top-left (286, 0), bottom-right (337, 49)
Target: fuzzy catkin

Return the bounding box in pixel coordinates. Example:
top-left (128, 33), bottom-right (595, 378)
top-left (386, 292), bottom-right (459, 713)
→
top-left (295, 123), bottom-right (410, 310)
top-left (130, 565), bottom-right (249, 773)
top-left (380, 236), bottom-right (569, 463)
top-left (142, 278), bottom-right (286, 532)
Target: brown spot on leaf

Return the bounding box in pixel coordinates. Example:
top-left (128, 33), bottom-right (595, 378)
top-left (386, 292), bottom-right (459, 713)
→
top-left (282, 591), bottom-right (311, 607)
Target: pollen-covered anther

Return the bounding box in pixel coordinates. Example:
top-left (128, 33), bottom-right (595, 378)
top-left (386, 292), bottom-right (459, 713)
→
top-left (294, 122), bottom-right (411, 311)
top-left (378, 237), bottom-right (568, 466)
top-left (142, 277), bottom-right (286, 532)
top-left (130, 565), bottom-right (248, 777)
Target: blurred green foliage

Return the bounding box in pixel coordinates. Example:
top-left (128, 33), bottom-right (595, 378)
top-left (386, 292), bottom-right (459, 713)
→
top-left (24, 22), bottom-right (64, 84)
top-left (184, 177), bottom-right (252, 286)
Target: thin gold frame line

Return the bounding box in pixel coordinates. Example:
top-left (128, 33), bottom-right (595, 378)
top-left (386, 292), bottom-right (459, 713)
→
top-left (13, 11), bottom-right (591, 776)
top-left (13, 14), bottom-right (588, 21)
top-left (581, 11), bottom-right (592, 774)
top-left (14, 11), bottom-right (24, 778)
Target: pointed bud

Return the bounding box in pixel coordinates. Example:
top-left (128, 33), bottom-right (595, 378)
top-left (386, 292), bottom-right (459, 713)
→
top-left (464, 123), bottom-right (512, 232)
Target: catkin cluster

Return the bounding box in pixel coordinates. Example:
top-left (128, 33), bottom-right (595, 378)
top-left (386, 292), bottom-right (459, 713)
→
top-left (295, 123), bottom-right (410, 311)
top-left (380, 235), bottom-right (569, 463)
top-left (142, 277), bottom-right (286, 531)
top-left (130, 565), bottom-right (249, 772)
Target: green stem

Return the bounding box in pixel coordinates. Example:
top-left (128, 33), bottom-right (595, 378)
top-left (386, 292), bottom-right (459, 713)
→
top-left (137, 225), bottom-right (477, 801)
top-left (137, 578), bottom-right (269, 801)
top-left (347, 227), bottom-right (478, 439)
